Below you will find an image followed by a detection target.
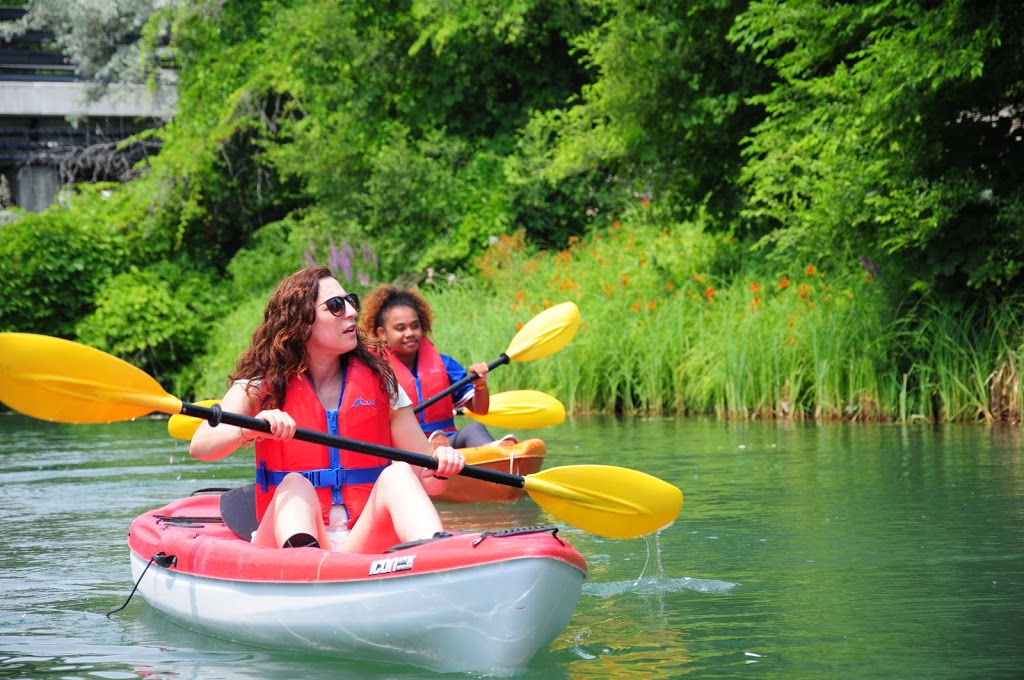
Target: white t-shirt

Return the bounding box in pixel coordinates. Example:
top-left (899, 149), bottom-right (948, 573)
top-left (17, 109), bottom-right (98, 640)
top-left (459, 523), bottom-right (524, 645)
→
top-left (234, 378), bottom-right (412, 410)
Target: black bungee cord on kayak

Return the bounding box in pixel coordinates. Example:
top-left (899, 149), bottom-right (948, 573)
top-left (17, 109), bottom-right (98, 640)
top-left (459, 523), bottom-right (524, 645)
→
top-left (108, 486), bottom-right (228, 616)
top-left (107, 552), bottom-right (177, 616)
top-left (472, 525), bottom-right (563, 547)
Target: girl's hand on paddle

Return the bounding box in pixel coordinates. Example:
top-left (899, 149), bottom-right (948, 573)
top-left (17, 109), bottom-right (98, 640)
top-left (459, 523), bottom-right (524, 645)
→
top-left (250, 409), bottom-right (296, 441)
top-left (468, 362), bottom-right (489, 385)
top-left (430, 445), bottom-right (465, 480)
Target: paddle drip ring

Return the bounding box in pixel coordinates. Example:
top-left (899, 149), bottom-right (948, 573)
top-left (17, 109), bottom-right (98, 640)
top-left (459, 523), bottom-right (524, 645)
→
top-left (208, 403), bottom-right (224, 427)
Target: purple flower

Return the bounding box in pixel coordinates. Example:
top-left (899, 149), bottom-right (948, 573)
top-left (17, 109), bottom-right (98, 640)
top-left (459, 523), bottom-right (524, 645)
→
top-left (859, 256), bottom-right (882, 278)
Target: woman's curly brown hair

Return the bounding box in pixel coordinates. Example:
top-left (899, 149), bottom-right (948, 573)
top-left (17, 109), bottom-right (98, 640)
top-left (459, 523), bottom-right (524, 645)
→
top-left (230, 266), bottom-right (397, 409)
top-left (359, 284), bottom-right (435, 337)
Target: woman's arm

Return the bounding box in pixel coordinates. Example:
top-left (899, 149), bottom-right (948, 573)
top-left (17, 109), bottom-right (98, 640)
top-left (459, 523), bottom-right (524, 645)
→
top-left (466, 361), bottom-right (490, 415)
top-left (188, 382), bottom-right (296, 461)
top-left (390, 406), bottom-right (464, 494)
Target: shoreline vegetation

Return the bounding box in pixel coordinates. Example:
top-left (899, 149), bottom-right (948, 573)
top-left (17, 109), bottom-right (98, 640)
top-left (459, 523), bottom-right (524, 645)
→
top-left (421, 224), bottom-right (1024, 426)
top-left (188, 214), bottom-right (1024, 426)
top-left (2, 2), bottom-right (1022, 427)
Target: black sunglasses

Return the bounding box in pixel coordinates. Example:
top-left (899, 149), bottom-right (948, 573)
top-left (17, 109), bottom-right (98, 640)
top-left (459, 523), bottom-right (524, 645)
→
top-left (320, 293), bottom-right (360, 316)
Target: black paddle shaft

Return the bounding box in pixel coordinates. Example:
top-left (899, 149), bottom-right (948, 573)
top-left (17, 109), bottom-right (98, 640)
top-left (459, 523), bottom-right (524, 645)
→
top-left (413, 353), bottom-right (511, 413)
top-left (181, 401), bottom-right (525, 488)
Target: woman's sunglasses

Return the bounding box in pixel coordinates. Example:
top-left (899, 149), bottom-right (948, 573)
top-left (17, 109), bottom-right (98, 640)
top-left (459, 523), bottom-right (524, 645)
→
top-left (320, 293), bottom-right (360, 316)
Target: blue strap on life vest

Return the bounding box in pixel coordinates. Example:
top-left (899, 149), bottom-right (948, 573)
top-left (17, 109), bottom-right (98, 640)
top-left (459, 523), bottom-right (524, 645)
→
top-left (256, 461), bottom-right (389, 493)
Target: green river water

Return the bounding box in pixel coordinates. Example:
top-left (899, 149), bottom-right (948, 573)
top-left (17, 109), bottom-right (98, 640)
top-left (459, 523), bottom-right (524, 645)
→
top-left (1, 413), bottom-right (1021, 679)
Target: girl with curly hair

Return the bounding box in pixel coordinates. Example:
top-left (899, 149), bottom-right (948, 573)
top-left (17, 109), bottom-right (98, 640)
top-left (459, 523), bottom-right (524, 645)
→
top-left (360, 284), bottom-right (517, 449)
top-left (188, 266), bottom-right (465, 553)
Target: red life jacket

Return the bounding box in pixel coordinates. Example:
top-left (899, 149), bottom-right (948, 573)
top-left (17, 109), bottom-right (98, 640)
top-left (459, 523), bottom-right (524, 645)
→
top-left (254, 357), bottom-right (392, 528)
top-left (389, 336), bottom-right (456, 436)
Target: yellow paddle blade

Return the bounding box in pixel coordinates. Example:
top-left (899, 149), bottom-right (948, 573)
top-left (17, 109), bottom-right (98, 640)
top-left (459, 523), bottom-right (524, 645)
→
top-left (524, 465), bottom-right (683, 539)
top-left (0, 333), bottom-right (184, 423)
top-left (505, 301), bottom-right (580, 362)
top-left (167, 399), bottom-right (221, 439)
top-left (463, 390), bottom-right (566, 429)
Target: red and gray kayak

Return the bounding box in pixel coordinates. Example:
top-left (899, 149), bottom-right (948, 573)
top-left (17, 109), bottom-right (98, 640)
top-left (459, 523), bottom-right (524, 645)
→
top-left (127, 492), bottom-right (587, 675)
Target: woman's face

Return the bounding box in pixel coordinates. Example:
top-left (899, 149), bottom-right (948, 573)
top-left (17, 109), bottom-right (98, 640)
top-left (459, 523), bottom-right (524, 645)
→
top-left (308, 277), bottom-right (359, 356)
top-left (375, 304), bottom-right (422, 360)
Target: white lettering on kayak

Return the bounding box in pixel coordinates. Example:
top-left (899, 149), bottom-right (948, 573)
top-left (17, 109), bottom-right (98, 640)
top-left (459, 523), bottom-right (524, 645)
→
top-left (369, 555), bottom-right (415, 575)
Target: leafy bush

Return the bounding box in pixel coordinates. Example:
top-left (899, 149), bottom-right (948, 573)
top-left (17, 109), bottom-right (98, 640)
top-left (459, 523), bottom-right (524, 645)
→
top-left (0, 200), bottom-right (123, 336)
top-left (75, 260), bottom-right (221, 385)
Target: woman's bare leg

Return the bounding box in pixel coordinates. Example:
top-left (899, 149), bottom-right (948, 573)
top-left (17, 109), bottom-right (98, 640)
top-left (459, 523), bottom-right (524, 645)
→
top-left (343, 462), bottom-right (444, 553)
top-left (251, 472), bottom-right (330, 548)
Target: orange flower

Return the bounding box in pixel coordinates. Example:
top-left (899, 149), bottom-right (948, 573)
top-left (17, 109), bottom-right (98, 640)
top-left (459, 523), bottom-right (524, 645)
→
top-left (693, 273), bottom-right (705, 283)
top-left (805, 264), bottom-right (817, 276)
top-left (750, 281), bottom-right (761, 293)
top-left (515, 290), bottom-right (525, 300)
top-left (752, 295), bottom-right (762, 307)
top-left (639, 257), bottom-right (647, 267)
top-left (622, 274), bottom-right (630, 286)
top-left (798, 283), bottom-right (810, 299)
top-left (648, 300), bottom-right (656, 310)
top-left (516, 322), bottom-right (525, 330)
top-left (665, 281), bottom-right (675, 292)
top-left (703, 286), bottom-right (715, 299)
top-left (631, 301), bottom-right (641, 312)
top-left (640, 198), bottom-right (650, 207)
top-left (779, 275), bottom-right (790, 289)
top-left (613, 221), bottom-right (621, 229)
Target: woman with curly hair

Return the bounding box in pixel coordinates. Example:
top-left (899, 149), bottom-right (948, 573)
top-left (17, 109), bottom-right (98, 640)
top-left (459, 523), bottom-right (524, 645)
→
top-left (360, 284), bottom-right (517, 449)
top-left (188, 266), bottom-right (465, 553)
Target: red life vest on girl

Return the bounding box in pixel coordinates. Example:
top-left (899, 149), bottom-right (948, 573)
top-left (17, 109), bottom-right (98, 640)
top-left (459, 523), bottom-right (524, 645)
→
top-left (254, 357), bottom-right (392, 528)
top-left (389, 336), bottom-right (457, 436)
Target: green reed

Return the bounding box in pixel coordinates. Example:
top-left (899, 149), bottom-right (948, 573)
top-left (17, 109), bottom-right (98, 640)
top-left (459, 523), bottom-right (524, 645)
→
top-left (428, 219), bottom-right (1024, 422)
top-left (184, 215), bottom-right (1024, 423)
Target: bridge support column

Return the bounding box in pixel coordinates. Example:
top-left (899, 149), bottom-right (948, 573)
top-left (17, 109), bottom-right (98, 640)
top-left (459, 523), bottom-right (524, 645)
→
top-left (11, 165), bottom-right (60, 212)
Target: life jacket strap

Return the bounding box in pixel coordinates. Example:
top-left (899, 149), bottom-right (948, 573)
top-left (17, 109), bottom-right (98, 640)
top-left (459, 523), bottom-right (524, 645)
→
top-left (256, 461), bottom-right (389, 493)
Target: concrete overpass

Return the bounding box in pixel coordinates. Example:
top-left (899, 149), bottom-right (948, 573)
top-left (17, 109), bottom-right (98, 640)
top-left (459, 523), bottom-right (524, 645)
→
top-left (0, 6), bottom-right (175, 212)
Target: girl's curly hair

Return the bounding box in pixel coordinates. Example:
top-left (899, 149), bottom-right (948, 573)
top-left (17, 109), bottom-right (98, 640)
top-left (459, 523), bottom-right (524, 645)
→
top-left (358, 284), bottom-right (435, 337)
top-left (230, 265), bottom-right (396, 409)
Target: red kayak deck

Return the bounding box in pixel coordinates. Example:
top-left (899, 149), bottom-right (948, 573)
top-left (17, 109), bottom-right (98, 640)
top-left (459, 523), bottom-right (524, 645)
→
top-left (128, 492), bottom-right (585, 582)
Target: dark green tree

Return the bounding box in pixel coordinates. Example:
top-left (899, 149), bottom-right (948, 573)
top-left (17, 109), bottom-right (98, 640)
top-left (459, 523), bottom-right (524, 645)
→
top-left (730, 0), bottom-right (1024, 296)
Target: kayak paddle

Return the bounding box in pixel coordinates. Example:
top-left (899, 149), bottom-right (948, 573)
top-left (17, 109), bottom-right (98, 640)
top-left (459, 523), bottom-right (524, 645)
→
top-left (415, 301), bottom-right (580, 412)
top-left (0, 333), bottom-right (682, 539)
top-left (167, 389), bottom-right (566, 441)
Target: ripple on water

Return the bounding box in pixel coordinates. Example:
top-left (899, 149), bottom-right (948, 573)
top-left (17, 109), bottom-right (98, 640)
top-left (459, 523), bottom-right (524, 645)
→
top-left (583, 576), bottom-right (738, 598)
